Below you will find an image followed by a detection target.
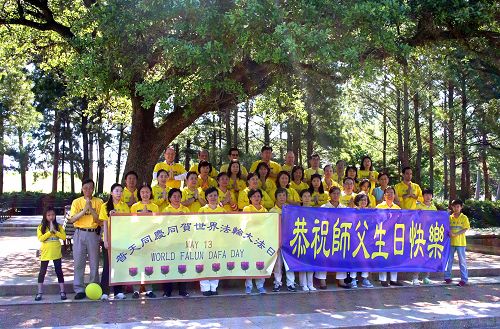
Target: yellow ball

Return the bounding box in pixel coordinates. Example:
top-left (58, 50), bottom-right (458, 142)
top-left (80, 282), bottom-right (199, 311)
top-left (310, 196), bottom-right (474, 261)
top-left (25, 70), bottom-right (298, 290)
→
top-left (85, 283), bottom-right (102, 300)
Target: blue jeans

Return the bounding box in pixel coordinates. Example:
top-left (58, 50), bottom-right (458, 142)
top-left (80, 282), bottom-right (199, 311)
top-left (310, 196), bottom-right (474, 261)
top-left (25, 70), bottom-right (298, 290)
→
top-left (444, 246), bottom-right (468, 282)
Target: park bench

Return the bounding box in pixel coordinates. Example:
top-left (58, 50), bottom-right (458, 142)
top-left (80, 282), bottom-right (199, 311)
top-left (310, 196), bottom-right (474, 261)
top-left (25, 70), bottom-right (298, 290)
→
top-left (62, 205), bottom-right (75, 252)
top-left (11, 195), bottom-right (41, 215)
top-left (0, 202), bottom-right (13, 222)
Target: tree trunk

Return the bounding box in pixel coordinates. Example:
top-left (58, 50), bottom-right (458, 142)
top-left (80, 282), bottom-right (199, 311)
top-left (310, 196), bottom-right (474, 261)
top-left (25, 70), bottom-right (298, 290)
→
top-left (61, 122), bottom-right (65, 193)
top-left (97, 124), bottom-right (105, 194)
top-left (225, 107), bottom-right (231, 151)
top-left (413, 92), bottom-right (422, 186)
top-left (428, 100), bottom-right (434, 191)
top-left (480, 123), bottom-right (491, 200)
top-left (0, 105), bottom-right (4, 195)
top-left (443, 95), bottom-right (449, 200)
top-left (81, 99), bottom-right (90, 180)
top-left (88, 132), bottom-right (94, 182)
top-left (18, 129), bottom-right (27, 192)
top-left (460, 74), bottom-right (471, 199)
top-left (448, 81), bottom-right (457, 201)
top-left (263, 117), bottom-right (270, 146)
top-left (68, 119), bottom-right (75, 194)
top-left (382, 104), bottom-right (387, 171)
top-left (115, 123), bottom-right (124, 183)
top-left (233, 104), bottom-right (239, 148)
top-left (396, 88), bottom-right (403, 170)
top-left (245, 100), bottom-right (250, 154)
top-left (52, 110), bottom-right (61, 194)
top-left (475, 169), bottom-right (481, 200)
top-left (185, 138), bottom-right (191, 172)
top-left (306, 109), bottom-right (313, 160)
top-left (402, 66), bottom-right (410, 168)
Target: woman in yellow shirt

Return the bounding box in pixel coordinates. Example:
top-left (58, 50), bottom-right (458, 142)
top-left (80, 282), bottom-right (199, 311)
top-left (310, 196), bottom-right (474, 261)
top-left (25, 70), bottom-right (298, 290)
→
top-left (345, 165), bottom-right (359, 192)
top-left (358, 156), bottom-right (379, 192)
top-left (217, 172), bottom-right (238, 211)
top-left (243, 189), bottom-right (267, 294)
top-left (197, 160), bottom-right (217, 190)
top-left (227, 159), bottom-right (247, 194)
top-left (35, 206), bottom-right (66, 301)
top-left (238, 173), bottom-right (274, 210)
top-left (352, 194), bottom-right (375, 288)
top-left (152, 169), bottom-right (170, 211)
top-left (256, 162), bottom-right (276, 196)
top-left (99, 183), bottom-right (130, 300)
top-left (340, 177), bottom-right (357, 207)
top-left (181, 171), bottom-right (207, 212)
top-left (359, 179), bottom-right (377, 208)
top-left (130, 184), bottom-right (159, 299)
top-left (322, 164), bottom-right (340, 192)
top-left (198, 187), bottom-right (226, 296)
top-left (309, 173), bottom-right (329, 207)
top-left (290, 165), bottom-right (309, 194)
top-left (271, 171), bottom-right (301, 205)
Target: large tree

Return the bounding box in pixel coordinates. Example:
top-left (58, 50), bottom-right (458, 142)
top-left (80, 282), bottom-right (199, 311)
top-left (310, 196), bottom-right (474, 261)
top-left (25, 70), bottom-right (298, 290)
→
top-left (1, 0), bottom-right (498, 182)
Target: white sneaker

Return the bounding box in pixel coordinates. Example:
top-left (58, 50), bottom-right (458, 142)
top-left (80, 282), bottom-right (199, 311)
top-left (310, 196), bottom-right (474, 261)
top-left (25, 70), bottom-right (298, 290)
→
top-left (412, 279), bottom-right (421, 286)
top-left (100, 294), bottom-right (109, 301)
top-left (301, 285), bottom-right (310, 291)
top-left (115, 293), bottom-right (126, 300)
top-left (308, 285), bottom-right (317, 291)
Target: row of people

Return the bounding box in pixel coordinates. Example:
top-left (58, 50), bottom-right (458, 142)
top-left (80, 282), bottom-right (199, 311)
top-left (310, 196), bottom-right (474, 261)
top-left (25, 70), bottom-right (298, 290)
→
top-left (35, 176), bottom-right (469, 300)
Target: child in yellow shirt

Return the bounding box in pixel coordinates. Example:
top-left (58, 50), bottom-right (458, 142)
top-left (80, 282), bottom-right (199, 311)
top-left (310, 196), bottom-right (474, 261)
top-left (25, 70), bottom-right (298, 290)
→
top-left (445, 199), bottom-right (470, 286)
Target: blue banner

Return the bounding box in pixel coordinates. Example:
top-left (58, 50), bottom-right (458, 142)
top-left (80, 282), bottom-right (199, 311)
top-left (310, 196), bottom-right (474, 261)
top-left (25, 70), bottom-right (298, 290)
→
top-left (281, 205), bottom-right (450, 272)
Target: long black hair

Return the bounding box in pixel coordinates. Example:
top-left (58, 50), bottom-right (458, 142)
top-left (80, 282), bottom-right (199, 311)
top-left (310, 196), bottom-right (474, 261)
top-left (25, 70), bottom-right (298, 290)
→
top-left (106, 183), bottom-right (123, 216)
top-left (308, 173), bottom-right (325, 194)
top-left (40, 206), bottom-right (58, 234)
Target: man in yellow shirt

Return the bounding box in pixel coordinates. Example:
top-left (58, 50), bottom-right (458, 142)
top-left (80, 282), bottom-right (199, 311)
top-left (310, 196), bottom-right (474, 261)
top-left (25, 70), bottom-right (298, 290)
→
top-left (445, 199), bottom-right (470, 286)
top-left (153, 146), bottom-right (186, 189)
top-left (332, 159), bottom-right (346, 186)
top-left (121, 170), bottom-right (139, 207)
top-left (304, 153), bottom-right (324, 183)
top-left (219, 148), bottom-right (248, 179)
top-left (249, 145), bottom-right (281, 179)
top-left (67, 179), bottom-right (103, 299)
top-left (189, 149), bottom-right (218, 178)
top-left (281, 150), bottom-right (296, 173)
top-left (394, 166), bottom-right (423, 209)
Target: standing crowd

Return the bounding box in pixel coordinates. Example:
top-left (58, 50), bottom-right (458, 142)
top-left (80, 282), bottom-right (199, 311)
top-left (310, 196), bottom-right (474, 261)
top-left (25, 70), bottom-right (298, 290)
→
top-left (34, 146), bottom-right (470, 301)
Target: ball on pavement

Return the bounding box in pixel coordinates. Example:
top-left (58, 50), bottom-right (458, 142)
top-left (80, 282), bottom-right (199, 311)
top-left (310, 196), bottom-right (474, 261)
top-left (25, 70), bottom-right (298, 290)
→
top-left (85, 283), bottom-right (102, 300)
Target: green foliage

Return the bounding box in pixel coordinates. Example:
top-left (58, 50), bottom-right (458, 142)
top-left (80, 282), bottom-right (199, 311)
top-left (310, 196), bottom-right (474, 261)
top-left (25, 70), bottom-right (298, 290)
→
top-left (434, 200), bottom-right (500, 228)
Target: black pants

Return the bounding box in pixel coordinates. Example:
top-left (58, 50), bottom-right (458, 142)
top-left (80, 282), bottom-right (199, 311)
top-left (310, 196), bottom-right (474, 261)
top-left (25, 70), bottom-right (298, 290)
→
top-left (38, 258), bottom-right (64, 283)
top-left (100, 242), bottom-right (123, 295)
top-left (163, 282), bottom-right (188, 295)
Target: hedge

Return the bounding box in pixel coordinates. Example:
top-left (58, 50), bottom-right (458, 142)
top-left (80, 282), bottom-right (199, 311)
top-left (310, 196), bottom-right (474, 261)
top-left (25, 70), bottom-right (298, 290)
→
top-left (435, 200), bottom-right (500, 228)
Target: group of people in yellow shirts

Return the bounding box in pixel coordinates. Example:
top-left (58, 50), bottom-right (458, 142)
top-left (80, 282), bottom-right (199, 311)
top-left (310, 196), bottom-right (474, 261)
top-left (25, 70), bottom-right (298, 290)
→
top-left (35, 145), bottom-right (470, 301)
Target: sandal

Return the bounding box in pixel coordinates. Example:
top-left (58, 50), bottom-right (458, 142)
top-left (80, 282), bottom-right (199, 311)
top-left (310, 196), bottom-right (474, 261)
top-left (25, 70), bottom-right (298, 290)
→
top-left (60, 292), bottom-right (67, 300)
top-left (35, 293), bottom-right (43, 301)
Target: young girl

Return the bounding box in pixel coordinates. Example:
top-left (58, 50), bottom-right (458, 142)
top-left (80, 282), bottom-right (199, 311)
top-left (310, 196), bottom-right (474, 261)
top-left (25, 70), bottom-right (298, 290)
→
top-left (243, 189), bottom-right (267, 294)
top-left (256, 162), bottom-right (276, 196)
top-left (237, 173), bottom-right (274, 210)
top-left (227, 159), bottom-right (247, 194)
top-left (345, 165), bottom-right (359, 192)
top-left (99, 183), bottom-right (129, 300)
top-left (181, 171), bottom-right (207, 212)
top-left (359, 179), bottom-right (377, 208)
top-left (197, 160), bottom-right (217, 190)
top-left (270, 188), bottom-right (297, 292)
top-left (162, 188), bottom-right (189, 297)
top-left (290, 165), bottom-right (309, 194)
top-left (298, 189), bottom-right (316, 292)
top-left (376, 186), bottom-right (403, 287)
top-left (340, 177), bottom-right (357, 207)
top-left (217, 172), bottom-right (238, 212)
top-left (308, 174), bottom-right (329, 207)
top-left (198, 187), bottom-right (225, 296)
top-left (36, 206), bottom-right (66, 301)
top-left (372, 173), bottom-right (390, 205)
top-left (130, 184), bottom-right (159, 298)
top-left (272, 171), bottom-right (301, 205)
top-left (352, 194), bottom-right (375, 288)
top-left (322, 164), bottom-right (340, 192)
top-left (152, 169), bottom-right (170, 211)
top-left (358, 156), bottom-right (378, 192)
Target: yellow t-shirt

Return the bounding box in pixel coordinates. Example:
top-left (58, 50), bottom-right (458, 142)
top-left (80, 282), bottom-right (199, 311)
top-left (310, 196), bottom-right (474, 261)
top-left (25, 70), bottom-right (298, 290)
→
top-left (37, 224), bottom-right (66, 261)
top-left (394, 181), bottom-right (424, 209)
top-left (416, 203), bottom-right (437, 211)
top-left (270, 187), bottom-right (301, 204)
top-left (243, 204), bottom-right (268, 213)
top-left (304, 168), bottom-right (324, 182)
top-left (358, 170), bottom-right (379, 191)
top-left (376, 202), bottom-right (401, 209)
top-left (228, 177), bottom-right (247, 193)
top-left (121, 187), bottom-right (138, 205)
top-left (311, 191), bottom-right (329, 207)
top-left (340, 192), bottom-right (357, 207)
top-left (197, 175), bottom-right (218, 190)
top-left (99, 201), bottom-right (130, 220)
top-left (130, 202), bottom-right (159, 213)
top-left (257, 178), bottom-right (277, 195)
top-left (450, 213), bottom-right (470, 246)
top-left (189, 163), bottom-right (218, 178)
top-left (70, 196), bottom-right (104, 229)
top-left (367, 193), bottom-right (377, 208)
top-left (198, 205), bottom-right (226, 213)
top-left (238, 188), bottom-right (274, 210)
top-left (281, 163), bottom-right (294, 173)
top-left (181, 187), bottom-right (205, 212)
top-left (250, 160), bottom-right (282, 177)
top-left (153, 162), bottom-right (186, 189)
top-left (332, 173), bottom-right (345, 186)
top-left (290, 181), bottom-right (309, 194)
top-left (163, 204), bottom-right (190, 213)
top-left (219, 163), bottom-right (248, 176)
top-left (322, 178), bottom-right (340, 193)
top-left (217, 188), bottom-right (238, 212)
top-left (269, 206), bottom-right (282, 214)
top-left (152, 185), bottom-right (170, 210)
